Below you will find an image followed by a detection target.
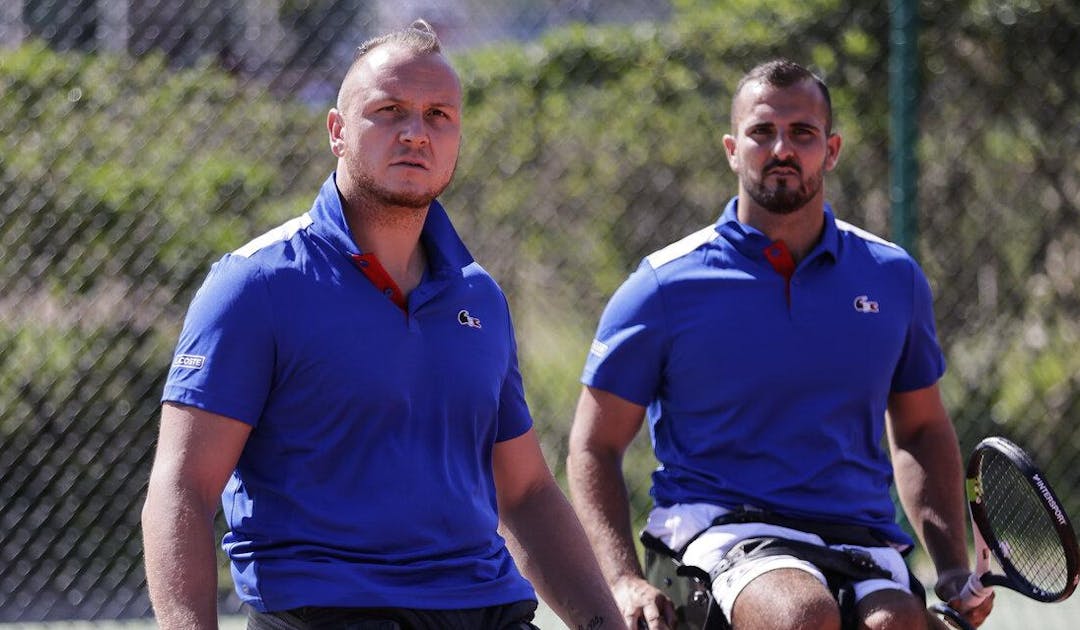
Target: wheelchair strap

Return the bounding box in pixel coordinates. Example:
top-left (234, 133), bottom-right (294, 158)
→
top-left (710, 536), bottom-right (893, 585)
top-left (706, 507), bottom-right (892, 548)
top-left (640, 528), bottom-right (910, 630)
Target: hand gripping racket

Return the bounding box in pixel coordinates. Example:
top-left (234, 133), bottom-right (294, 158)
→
top-left (931, 436), bottom-right (1080, 629)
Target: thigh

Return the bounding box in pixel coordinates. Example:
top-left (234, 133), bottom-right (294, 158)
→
top-left (682, 523), bottom-right (830, 626)
top-left (729, 567), bottom-right (841, 630)
top-left (710, 549), bottom-right (828, 624)
top-left (854, 588), bottom-right (929, 630)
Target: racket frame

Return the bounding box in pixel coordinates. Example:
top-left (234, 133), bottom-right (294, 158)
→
top-left (966, 436), bottom-right (1080, 603)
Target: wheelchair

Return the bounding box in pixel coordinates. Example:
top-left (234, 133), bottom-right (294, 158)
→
top-left (639, 516), bottom-right (966, 630)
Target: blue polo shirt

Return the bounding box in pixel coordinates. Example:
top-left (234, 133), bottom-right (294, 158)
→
top-left (162, 174), bottom-right (535, 611)
top-left (582, 197), bottom-right (946, 546)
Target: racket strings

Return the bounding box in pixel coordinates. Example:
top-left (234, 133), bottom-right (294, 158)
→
top-left (981, 452), bottom-right (1069, 595)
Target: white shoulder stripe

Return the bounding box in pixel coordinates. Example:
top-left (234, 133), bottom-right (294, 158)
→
top-left (645, 225), bottom-right (719, 269)
top-left (834, 219), bottom-right (900, 250)
top-left (233, 213), bottom-right (314, 258)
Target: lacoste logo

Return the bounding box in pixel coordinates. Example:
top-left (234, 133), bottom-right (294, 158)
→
top-left (173, 354), bottom-right (206, 369)
top-left (457, 309), bottom-right (482, 329)
top-left (853, 295), bottom-right (880, 313)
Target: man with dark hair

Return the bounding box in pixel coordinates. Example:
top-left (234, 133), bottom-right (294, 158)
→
top-left (567, 59), bottom-right (994, 630)
top-left (142, 20), bottom-right (622, 630)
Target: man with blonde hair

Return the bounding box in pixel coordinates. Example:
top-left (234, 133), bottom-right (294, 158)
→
top-left (143, 20), bottom-right (621, 630)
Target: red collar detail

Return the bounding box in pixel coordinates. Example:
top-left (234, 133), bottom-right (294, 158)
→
top-left (763, 240), bottom-right (795, 281)
top-left (351, 253), bottom-right (406, 311)
top-left (764, 241), bottom-right (796, 305)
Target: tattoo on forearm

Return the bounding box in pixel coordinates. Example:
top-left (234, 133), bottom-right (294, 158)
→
top-left (576, 616), bottom-right (604, 630)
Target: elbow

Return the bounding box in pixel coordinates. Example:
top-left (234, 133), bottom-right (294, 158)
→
top-left (142, 469), bottom-right (222, 534)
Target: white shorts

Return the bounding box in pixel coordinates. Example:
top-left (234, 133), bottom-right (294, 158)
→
top-left (645, 504), bottom-right (912, 622)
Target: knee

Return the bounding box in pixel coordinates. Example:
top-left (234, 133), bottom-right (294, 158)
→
top-left (856, 589), bottom-right (929, 630)
top-left (730, 569), bottom-right (841, 630)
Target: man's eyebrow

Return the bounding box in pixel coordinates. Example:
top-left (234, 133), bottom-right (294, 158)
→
top-left (366, 94), bottom-right (459, 109)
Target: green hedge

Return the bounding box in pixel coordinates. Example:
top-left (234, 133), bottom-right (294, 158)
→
top-left (1, 0), bottom-right (1078, 553)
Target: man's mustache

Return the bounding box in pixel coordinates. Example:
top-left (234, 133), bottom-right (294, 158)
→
top-left (764, 159), bottom-right (801, 174)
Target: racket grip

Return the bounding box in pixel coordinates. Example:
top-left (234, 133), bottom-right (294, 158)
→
top-left (957, 572), bottom-right (992, 609)
top-left (929, 603), bottom-right (976, 630)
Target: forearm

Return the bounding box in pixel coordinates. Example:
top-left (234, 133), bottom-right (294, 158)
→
top-left (566, 446), bottom-right (643, 585)
top-left (892, 419), bottom-right (969, 573)
top-left (141, 484), bottom-right (222, 630)
top-left (500, 478), bottom-right (623, 630)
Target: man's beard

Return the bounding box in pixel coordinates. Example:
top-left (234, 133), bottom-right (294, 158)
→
top-left (355, 169), bottom-right (452, 211)
top-left (745, 161), bottom-right (824, 215)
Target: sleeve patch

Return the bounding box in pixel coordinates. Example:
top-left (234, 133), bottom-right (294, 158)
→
top-left (172, 354), bottom-right (206, 369)
top-left (589, 339), bottom-right (609, 358)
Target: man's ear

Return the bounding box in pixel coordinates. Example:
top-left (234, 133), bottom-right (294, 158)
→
top-left (327, 109), bottom-right (345, 156)
top-left (722, 134), bottom-right (739, 171)
top-left (824, 132), bottom-right (843, 171)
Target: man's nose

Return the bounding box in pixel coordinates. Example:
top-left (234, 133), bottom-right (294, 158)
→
top-left (771, 133), bottom-right (795, 159)
top-left (399, 114), bottom-right (429, 146)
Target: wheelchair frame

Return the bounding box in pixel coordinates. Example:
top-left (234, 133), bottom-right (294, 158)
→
top-left (640, 530), bottom-right (937, 630)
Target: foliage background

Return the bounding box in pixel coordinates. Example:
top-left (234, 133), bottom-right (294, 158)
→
top-left (1, 0), bottom-right (1078, 623)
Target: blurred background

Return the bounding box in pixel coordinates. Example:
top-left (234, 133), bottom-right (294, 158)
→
top-left (1, 0), bottom-right (1078, 626)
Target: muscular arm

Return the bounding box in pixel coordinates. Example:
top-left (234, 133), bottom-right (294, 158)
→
top-left (141, 402), bottom-right (251, 630)
top-left (887, 383), bottom-right (992, 626)
top-left (566, 386), bottom-right (675, 630)
top-left (493, 428), bottom-right (624, 630)
top-left (887, 384), bottom-right (967, 574)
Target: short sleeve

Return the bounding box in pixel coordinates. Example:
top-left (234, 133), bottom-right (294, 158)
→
top-left (495, 305), bottom-right (533, 442)
top-left (581, 261), bottom-right (667, 407)
top-left (891, 260), bottom-right (946, 392)
top-left (161, 254), bottom-right (276, 425)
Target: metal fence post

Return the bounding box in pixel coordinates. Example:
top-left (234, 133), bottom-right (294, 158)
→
top-left (889, 0), bottom-right (919, 255)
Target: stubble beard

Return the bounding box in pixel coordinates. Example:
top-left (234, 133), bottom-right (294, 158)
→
top-left (354, 168), bottom-right (452, 212)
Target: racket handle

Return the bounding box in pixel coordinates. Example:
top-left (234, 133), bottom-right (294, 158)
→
top-left (929, 603), bottom-right (976, 630)
top-left (957, 572), bottom-right (993, 609)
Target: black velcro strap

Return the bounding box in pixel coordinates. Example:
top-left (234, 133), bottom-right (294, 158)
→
top-left (708, 508), bottom-right (888, 547)
top-left (641, 530), bottom-right (684, 560)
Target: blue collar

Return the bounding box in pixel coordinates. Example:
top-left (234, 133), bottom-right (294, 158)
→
top-left (307, 173), bottom-right (475, 278)
top-left (715, 196), bottom-right (840, 264)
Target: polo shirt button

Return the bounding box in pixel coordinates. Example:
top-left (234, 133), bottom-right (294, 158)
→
top-left (383, 288), bottom-right (393, 296)
top-left (358, 260), bottom-right (369, 267)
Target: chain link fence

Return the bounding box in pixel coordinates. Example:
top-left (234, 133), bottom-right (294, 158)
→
top-left (1, 0), bottom-right (1077, 622)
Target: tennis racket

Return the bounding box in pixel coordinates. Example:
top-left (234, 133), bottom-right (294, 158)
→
top-left (930, 602), bottom-right (975, 630)
top-left (962, 437), bottom-right (1079, 601)
top-left (931, 436), bottom-right (1079, 628)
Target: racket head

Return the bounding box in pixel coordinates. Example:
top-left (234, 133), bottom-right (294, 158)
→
top-left (966, 436), bottom-right (1080, 602)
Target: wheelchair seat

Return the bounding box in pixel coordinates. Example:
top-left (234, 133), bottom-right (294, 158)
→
top-left (640, 529), bottom-right (929, 630)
